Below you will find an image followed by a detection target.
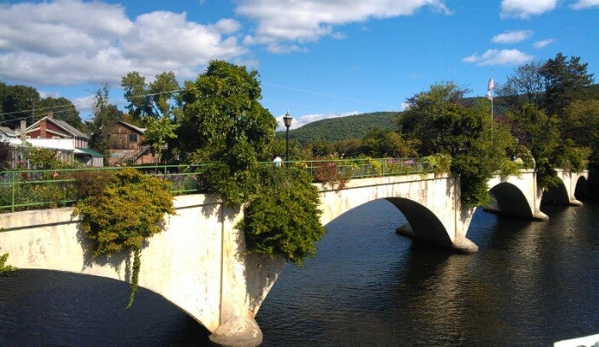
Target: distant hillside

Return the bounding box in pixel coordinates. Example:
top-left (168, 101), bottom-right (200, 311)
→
top-left (280, 112), bottom-right (399, 144)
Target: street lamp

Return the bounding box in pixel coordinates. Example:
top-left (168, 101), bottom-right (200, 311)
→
top-left (283, 111), bottom-right (293, 165)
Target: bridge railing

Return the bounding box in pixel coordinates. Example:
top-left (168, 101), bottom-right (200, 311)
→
top-left (293, 157), bottom-right (428, 180)
top-left (1, 158), bottom-right (429, 213)
top-left (0, 164), bottom-right (207, 213)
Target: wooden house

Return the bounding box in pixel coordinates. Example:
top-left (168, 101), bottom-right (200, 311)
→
top-left (108, 120), bottom-right (154, 166)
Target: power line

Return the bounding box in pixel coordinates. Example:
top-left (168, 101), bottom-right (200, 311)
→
top-left (0, 81), bottom-right (397, 123)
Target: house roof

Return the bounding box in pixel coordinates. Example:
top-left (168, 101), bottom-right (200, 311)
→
top-left (113, 120), bottom-right (145, 134)
top-left (74, 147), bottom-right (104, 157)
top-left (0, 126), bottom-right (17, 138)
top-left (26, 116), bottom-right (90, 139)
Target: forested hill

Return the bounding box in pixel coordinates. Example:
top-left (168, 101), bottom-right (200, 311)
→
top-left (282, 111), bottom-right (398, 144)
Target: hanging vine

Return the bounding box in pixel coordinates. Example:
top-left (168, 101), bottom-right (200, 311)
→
top-left (72, 168), bottom-right (175, 307)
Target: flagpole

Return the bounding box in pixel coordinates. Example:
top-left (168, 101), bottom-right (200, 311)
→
top-left (487, 70), bottom-right (495, 120)
top-left (491, 94), bottom-right (494, 120)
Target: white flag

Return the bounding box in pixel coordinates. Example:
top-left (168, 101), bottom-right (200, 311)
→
top-left (487, 77), bottom-right (494, 100)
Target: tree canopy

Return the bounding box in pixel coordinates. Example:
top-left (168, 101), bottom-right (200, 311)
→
top-left (179, 60), bottom-right (277, 205)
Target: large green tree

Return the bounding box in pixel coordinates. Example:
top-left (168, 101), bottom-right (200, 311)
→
top-left (398, 81), bottom-right (518, 206)
top-left (0, 82), bottom-right (40, 127)
top-left (37, 96), bottom-right (85, 131)
top-left (121, 71), bottom-right (181, 121)
top-left (540, 53), bottom-right (595, 118)
top-left (498, 61), bottom-right (545, 113)
top-left (0, 82), bottom-right (83, 131)
top-left (179, 60), bottom-right (277, 205)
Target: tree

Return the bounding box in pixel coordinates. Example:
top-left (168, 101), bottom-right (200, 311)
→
top-left (143, 116), bottom-right (178, 164)
top-left (86, 84), bottom-right (124, 163)
top-left (540, 53), bottom-right (595, 117)
top-left (398, 82), bottom-right (472, 156)
top-left (398, 81), bottom-right (518, 206)
top-left (498, 61), bottom-right (545, 113)
top-left (361, 129), bottom-right (417, 157)
top-left (0, 140), bottom-right (11, 170)
top-left (563, 99), bottom-right (599, 149)
top-left (122, 71), bottom-right (181, 122)
top-left (37, 96), bottom-right (85, 131)
top-left (179, 60), bottom-right (277, 205)
top-left (0, 82), bottom-right (40, 128)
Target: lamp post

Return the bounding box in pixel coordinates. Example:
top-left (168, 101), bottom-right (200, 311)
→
top-left (283, 111), bottom-right (293, 165)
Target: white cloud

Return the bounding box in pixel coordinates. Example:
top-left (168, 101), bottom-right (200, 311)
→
top-left (500, 0), bottom-right (558, 18)
top-left (236, 0), bottom-right (451, 52)
top-left (463, 49), bottom-right (534, 66)
top-left (0, 0), bottom-right (246, 87)
top-left (571, 0), bottom-right (599, 9)
top-left (491, 30), bottom-right (532, 44)
top-left (533, 38), bottom-right (554, 49)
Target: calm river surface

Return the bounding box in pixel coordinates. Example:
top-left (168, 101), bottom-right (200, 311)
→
top-left (1, 199), bottom-right (598, 346)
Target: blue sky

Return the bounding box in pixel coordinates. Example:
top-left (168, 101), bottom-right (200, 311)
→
top-left (1, 0), bottom-right (598, 130)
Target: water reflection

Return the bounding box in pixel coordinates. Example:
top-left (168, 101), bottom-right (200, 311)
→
top-left (1, 199), bottom-right (598, 346)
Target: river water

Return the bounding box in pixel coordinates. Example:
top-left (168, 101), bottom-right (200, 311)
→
top-left (1, 199), bottom-right (598, 346)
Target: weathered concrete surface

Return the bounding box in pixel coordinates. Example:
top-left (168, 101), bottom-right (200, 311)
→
top-left (316, 173), bottom-right (476, 251)
top-left (209, 316), bottom-right (263, 347)
top-left (0, 193), bottom-right (285, 346)
top-left (0, 170), bottom-right (589, 346)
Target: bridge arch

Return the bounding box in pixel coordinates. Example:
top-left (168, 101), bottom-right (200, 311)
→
top-left (489, 182), bottom-right (534, 219)
top-left (385, 197), bottom-right (452, 248)
top-left (543, 170), bottom-right (589, 206)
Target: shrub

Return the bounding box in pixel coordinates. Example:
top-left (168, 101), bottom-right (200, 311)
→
top-left (238, 166), bottom-right (326, 267)
top-left (73, 168), bottom-right (175, 307)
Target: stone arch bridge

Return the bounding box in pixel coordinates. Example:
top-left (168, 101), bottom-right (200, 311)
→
top-left (0, 169), bottom-right (589, 346)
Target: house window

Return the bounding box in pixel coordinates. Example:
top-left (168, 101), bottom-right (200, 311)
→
top-left (129, 134), bottom-right (138, 143)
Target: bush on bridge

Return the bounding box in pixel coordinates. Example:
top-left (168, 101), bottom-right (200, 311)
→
top-left (0, 252), bottom-right (16, 274)
top-left (238, 165), bottom-right (326, 267)
top-left (72, 168), bottom-right (175, 308)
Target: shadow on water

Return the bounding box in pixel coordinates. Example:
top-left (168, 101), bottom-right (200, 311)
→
top-left (258, 200), bottom-right (599, 346)
top-left (0, 270), bottom-right (212, 346)
top-left (3, 200), bottom-right (598, 346)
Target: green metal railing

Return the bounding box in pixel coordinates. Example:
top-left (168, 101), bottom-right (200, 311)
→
top-left (1, 158), bottom-right (429, 213)
top-left (0, 164), bottom-right (208, 213)
top-left (296, 157), bottom-right (427, 179)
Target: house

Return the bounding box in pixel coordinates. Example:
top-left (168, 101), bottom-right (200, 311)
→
top-left (108, 120), bottom-right (154, 166)
top-left (22, 112), bottom-right (103, 167)
top-left (1, 113), bottom-right (104, 169)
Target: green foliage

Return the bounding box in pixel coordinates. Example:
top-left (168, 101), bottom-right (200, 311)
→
top-left (421, 153), bottom-right (452, 175)
top-left (180, 60), bottom-right (277, 205)
top-left (540, 53), bottom-right (595, 117)
top-left (535, 158), bottom-right (561, 189)
top-left (122, 71), bottom-right (181, 122)
top-left (452, 155), bottom-right (493, 208)
top-left (0, 140), bottom-right (10, 170)
top-left (73, 168), bottom-right (175, 307)
top-left (283, 112), bottom-right (398, 144)
top-left (564, 99), bottom-right (599, 149)
top-left (361, 129), bottom-right (418, 158)
top-left (0, 252), bottom-right (17, 274)
top-left (86, 84), bottom-right (125, 163)
top-left (143, 116), bottom-right (178, 164)
top-left (238, 166), bottom-right (326, 267)
top-left (398, 82), bottom-right (473, 156)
